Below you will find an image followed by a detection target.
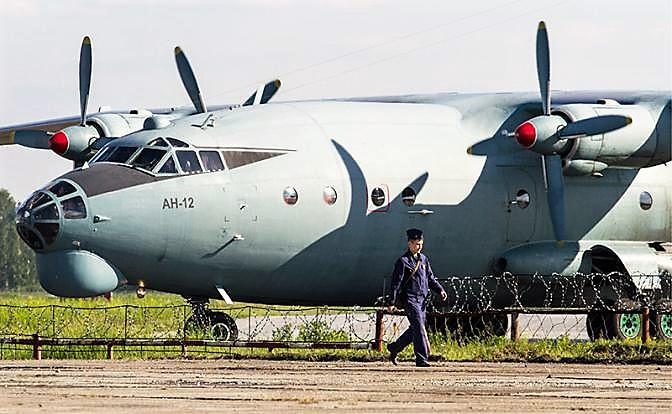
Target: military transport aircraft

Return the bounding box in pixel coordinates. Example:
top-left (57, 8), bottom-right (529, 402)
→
top-left (2, 22), bottom-right (671, 342)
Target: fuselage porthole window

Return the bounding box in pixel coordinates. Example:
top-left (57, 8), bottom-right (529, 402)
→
top-left (640, 191), bottom-right (653, 210)
top-left (401, 187), bottom-right (416, 207)
top-left (283, 187), bottom-right (298, 205)
top-left (371, 187), bottom-right (386, 207)
top-left (157, 154), bottom-right (178, 174)
top-left (176, 150), bottom-right (203, 174)
top-left (199, 150), bottom-right (225, 172)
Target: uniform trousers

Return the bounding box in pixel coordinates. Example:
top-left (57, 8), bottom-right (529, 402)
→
top-left (388, 295), bottom-right (430, 364)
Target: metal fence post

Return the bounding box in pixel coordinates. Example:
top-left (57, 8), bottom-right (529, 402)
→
top-left (32, 333), bottom-right (41, 360)
top-left (641, 307), bottom-right (650, 343)
top-left (51, 305), bottom-right (56, 338)
top-left (124, 305), bottom-right (128, 340)
top-left (106, 343), bottom-right (114, 360)
top-left (375, 310), bottom-right (384, 352)
top-left (510, 313), bottom-right (519, 341)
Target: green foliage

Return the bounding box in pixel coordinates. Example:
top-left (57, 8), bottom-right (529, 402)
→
top-left (272, 323), bottom-right (295, 341)
top-left (297, 320), bottom-right (351, 342)
top-left (0, 293), bottom-right (669, 362)
top-left (0, 189), bottom-right (38, 291)
top-left (271, 320), bottom-right (352, 342)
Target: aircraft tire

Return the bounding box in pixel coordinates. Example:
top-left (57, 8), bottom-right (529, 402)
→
top-left (184, 311), bottom-right (239, 341)
top-left (651, 312), bottom-right (672, 340)
top-left (209, 312), bottom-right (239, 341)
top-left (586, 311), bottom-right (643, 341)
top-left (609, 313), bottom-right (642, 340)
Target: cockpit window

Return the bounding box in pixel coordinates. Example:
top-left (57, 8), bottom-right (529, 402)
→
top-left (148, 137), bottom-right (169, 147)
top-left (24, 192), bottom-right (51, 210)
top-left (90, 146), bottom-right (110, 163)
top-left (105, 146), bottom-right (139, 164)
top-left (34, 223), bottom-right (59, 244)
top-left (61, 196), bottom-right (87, 219)
top-left (176, 151), bottom-right (202, 173)
top-left (33, 203), bottom-right (59, 220)
top-left (131, 148), bottom-right (166, 171)
top-left (221, 151), bottom-right (284, 169)
top-left (157, 155), bottom-right (178, 174)
top-left (17, 225), bottom-right (43, 250)
top-left (166, 138), bottom-right (189, 147)
top-left (199, 151), bottom-right (224, 172)
top-left (47, 181), bottom-right (76, 197)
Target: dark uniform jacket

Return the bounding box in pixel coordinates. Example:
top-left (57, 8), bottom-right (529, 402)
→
top-left (387, 251), bottom-right (444, 306)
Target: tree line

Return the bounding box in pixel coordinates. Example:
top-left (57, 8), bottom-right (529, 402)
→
top-left (0, 189), bottom-right (38, 290)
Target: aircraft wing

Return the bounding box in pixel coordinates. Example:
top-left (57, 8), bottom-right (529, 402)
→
top-left (0, 115), bottom-right (81, 146)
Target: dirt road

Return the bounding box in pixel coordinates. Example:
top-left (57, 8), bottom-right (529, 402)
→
top-left (0, 360), bottom-right (669, 413)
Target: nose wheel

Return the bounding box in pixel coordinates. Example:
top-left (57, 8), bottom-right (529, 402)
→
top-left (183, 298), bottom-right (239, 341)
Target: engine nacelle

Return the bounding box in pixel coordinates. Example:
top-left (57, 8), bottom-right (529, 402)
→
top-left (49, 125), bottom-right (100, 162)
top-left (50, 111), bottom-right (156, 163)
top-left (554, 101), bottom-right (670, 169)
top-left (87, 111), bottom-right (154, 137)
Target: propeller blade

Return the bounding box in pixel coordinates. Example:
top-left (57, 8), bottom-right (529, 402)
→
top-left (536, 21), bottom-right (551, 116)
top-left (174, 47), bottom-right (207, 114)
top-left (79, 36), bottom-right (92, 126)
top-left (13, 130), bottom-right (52, 149)
top-left (542, 154), bottom-right (565, 242)
top-left (558, 115), bottom-right (632, 139)
top-left (242, 79), bottom-right (282, 107)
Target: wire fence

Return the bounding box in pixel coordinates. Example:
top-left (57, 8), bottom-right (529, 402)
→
top-left (0, 273), bottom-right (669, 359)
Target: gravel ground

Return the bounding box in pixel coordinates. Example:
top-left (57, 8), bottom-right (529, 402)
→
top-left (0, 360), bottom-right (669, 413)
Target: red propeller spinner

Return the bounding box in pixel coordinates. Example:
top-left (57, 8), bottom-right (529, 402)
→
top-left (514, 121), bottom-right (537, 148)
top-left (48, 131), bottom-right (69, 154)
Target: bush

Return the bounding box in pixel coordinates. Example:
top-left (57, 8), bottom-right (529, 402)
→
top-left (272, 324), bottom-right (295, 341)
top-left (297, 320), bottom-right (350, 342)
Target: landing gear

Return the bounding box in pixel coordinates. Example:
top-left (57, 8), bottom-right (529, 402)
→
top-left (586, 311), bottom-right (642, 340)
top-left (652, 312), bottom-right (672, 340)
top-left (183, 298), bottom-right (239, 341)
top-left (427, 314), bottom-right (508, 341)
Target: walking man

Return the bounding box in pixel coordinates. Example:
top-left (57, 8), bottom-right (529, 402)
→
top-left (386, 228), bottom-right (447, 367)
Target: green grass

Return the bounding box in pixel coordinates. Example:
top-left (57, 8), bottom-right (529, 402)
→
top-left (0, 292), bottom-right (670, 363)
top-left (3, 337), bottom-right (668, 363)
top-left (0, 292), bottom-right (368, 340)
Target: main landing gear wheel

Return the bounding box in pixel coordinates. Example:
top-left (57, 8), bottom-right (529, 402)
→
top-left (184, 311), bottom-right (239, 341)
top-left (586, 312), bottom-right (642, 340)
top-left (652, 312), bottom-right (672, 340)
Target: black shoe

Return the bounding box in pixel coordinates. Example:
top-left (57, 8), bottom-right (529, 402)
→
top-left (386, 344), bottom-right (398, 366)
top-left (416, 361), bottom-right (431, 367)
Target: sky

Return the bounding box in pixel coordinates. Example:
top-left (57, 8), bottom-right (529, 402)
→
top-left (0, 0), bottom-right (670, 202)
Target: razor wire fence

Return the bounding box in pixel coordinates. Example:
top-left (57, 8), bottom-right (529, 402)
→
top-left (0, 272), bottom-right (669, 359)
